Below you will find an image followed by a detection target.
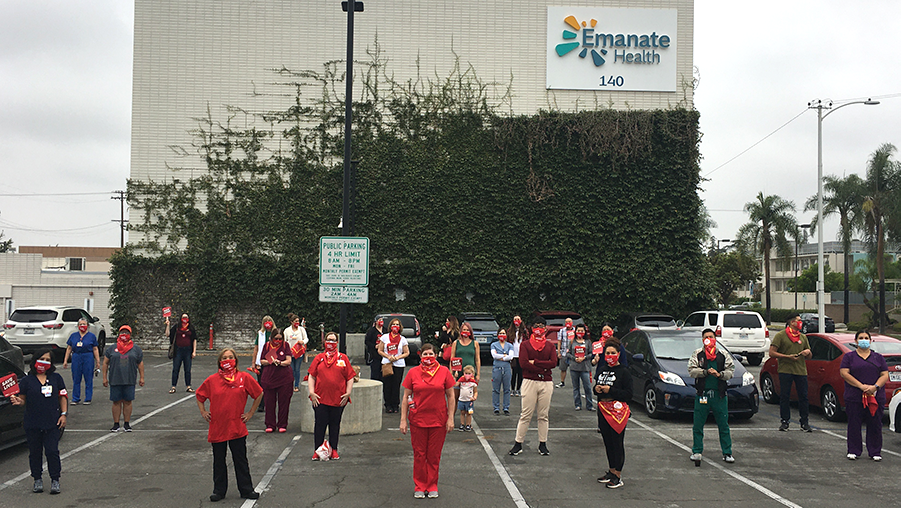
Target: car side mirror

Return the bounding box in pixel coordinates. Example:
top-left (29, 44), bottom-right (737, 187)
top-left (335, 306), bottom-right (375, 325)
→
top-left (632, 354), bottom-right (644, 362)
top-left (676, 320), bottom-right (684, 327)
top-left (733, 354), bottom-right (745, 364)
top-left (92, 317), bottom-right (100, 323)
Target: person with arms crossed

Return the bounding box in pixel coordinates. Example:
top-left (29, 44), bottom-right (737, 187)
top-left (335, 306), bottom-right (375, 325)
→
top-left (509, 316), bottom-right (556, 456)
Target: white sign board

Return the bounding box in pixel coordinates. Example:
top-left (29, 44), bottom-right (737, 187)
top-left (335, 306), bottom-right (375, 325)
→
top-left (319, 286), bottom-right (370, 304)
top-left (319, 237), bottom-right (370, 286)
top-left (547, 7), bottom-right (678, 92)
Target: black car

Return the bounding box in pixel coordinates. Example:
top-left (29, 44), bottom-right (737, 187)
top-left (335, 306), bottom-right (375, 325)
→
top-left (799, 313), bottom-right (836, 333)
top-left (0, 335), bottom-right (27, 451)
top-left (620, 330), bottom-right (759, 419)
top-left (458, 313), bottom-right (500, 354)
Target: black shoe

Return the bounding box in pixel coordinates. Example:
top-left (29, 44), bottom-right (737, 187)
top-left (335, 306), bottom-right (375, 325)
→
top-left (504, 410), bottom-right (510, 416)
top-left (33, 478), bottom-right (43, 493)
top-left (241, 491), bottom-right (260, 500)
top-left (465, 425), bottom-right (472, 432)
top-left (606, 476), bottom-right (624, 489)
top-left (123, 422), bottom-right (132, 432)
top-left (779, 421), bottom-right (789, 431)
top-left (538, 442), bottom-right (550, 455)
top-left (494, 409), bottom-right (500, 415)
top-left (800, 423), bottom-right (812, 433)
top-left (110, 423), bottom-right (120, 433)
top-left (508, 442), bottom-right (523, 456)
top-left (597, 472), bottom-right (615, 484)
top-left (49, 480), bottom-right (60, 495)
top-left (210, 493), bottom-right (224, 502)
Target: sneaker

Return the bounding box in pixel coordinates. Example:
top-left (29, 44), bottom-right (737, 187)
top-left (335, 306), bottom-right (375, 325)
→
top-left (414, 491), bottom-right (426, 499)
top-left (723, 454), bottom-right (735, 463)
top-left (508, 442), bottom-right (523, 456)
top-left (210, 493), bottom-right (224, 502)
top-left (606, 476), bottom-right (624, 489)
top-left (494, 410), bottom-right (500, 415)
top-left (278, 428), bottom-right (287, 433)
top-left (50, 480), bottom-right (60, 495)
top-left (504, 410), bottom-right (510, 416)
top-left (575, 406), bottom-right (582, 411)
top-left (465, 425), bottom-right (472, 432)
top-left (846, 453), bottom-right (858, 460)
top-left (71, 400), bottom-right (79, 405)
top-left (586, 405), bottom-right (596, 411)
top-left (329, 448), bottom-right (340, 460)
top-left (33, 478), bottom-right (43, 493)
top-left (555, 383), bottom-right (565, 388)
top-left (800, 423), bottom-right (813, 433)
top-left (872, 455), bottom-right (882, 462)
top-left (597, 472), bottom-right (615, 484)
top-left (538, 442), bottom-right (550, 455)
top-left (110, 423), bottom-right (120, 433)
top-left (312, 454), bottom-right (320, 461)
top-left (457, 425), bottom-right (466, 432)
top-left (83, 400), bottom-right (91, 405)
top-left (265, 428), bottom-right (274, 433)
top-left (427, 491), bottom-right (438, 499)
top-left (689, 453), bottom-right (702, 462)
top-left (779, 421), bottom-right (789, 431)
top-left (123, 422), bottom-right (132, 432)
top-left (240, 491), bottom-right (260, 500)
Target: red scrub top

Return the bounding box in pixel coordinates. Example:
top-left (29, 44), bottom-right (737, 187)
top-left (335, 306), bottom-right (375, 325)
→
top-left (196, 371), bottom-right (263, 443)
top-left (402, 366), bottom-right (455, 428)
top-left (307, 353), bottom-right (356, 407)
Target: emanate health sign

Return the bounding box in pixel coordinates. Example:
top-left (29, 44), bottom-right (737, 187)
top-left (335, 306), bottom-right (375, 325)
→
top-left (319, 237), bottom-right (370, 286)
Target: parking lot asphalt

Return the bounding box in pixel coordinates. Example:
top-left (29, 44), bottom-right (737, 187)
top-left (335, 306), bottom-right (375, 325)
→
top-left (1, 352), bottom-right (898, 507)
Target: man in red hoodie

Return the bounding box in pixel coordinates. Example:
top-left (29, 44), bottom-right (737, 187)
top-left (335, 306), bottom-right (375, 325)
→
top-left (509, 316), bottom-right (557, 456)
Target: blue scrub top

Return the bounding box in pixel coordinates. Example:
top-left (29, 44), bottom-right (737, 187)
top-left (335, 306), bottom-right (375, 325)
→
top-left (67, 331), bottom-right (98, 354)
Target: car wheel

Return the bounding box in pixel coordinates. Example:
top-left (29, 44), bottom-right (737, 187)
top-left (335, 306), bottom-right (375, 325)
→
top-left (895, 405), bottom-right (901, 433)
top-left (761, 374), bottom-right (779, 404)
top-left (644, 385), bottom-right (661, 419)
top-left (747, 353), bottom-right (763, 367)
top-left (98, 332), bottom-right (106, 352)
top-left (821, 386), bottom-right (845, 422)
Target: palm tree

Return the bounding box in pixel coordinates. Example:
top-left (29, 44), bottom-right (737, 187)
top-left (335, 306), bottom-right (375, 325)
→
top-left (736, 192), bottom-right (798, 324)
top-left (861, 143), bottom-right (900, 333)
top-left (804, 174), bottom-right (865, 325)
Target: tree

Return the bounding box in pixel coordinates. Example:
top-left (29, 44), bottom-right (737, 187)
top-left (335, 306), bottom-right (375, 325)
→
top-left (786, 263), bottom-right (843, 293)
top-left (849, 255), bottom-right (901, 328)
top-left (0, 211), bottom-right (13, 253)
top-left (861, 143), bottom-right (901, 333)
top-left (736, 192), bottom-right (797, 324)
top-left (804, 173), bottom-right (865, 324)
top-left (710, 250), bottom-right (760, 307)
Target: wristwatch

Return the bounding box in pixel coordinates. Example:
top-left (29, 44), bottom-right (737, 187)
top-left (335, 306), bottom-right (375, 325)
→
top-left (61, 412), bottom-right (67, 416)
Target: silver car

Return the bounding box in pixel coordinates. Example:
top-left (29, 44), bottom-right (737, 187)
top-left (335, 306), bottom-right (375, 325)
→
top-left (4, 306), bottom-right (106, 361)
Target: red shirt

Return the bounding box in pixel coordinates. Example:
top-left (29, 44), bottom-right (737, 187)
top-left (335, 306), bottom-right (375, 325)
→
top-left (307, 353), bottom-right (356, 407)
top-left (196, 371), bottom-right (263, 443)
top-left (520, 340), bottom-right (557, 381)
top-left (402, 366), bottom-right (455, 428)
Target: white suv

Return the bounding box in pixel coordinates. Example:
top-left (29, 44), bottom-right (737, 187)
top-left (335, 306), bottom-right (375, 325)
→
top-left (678, 310), bottom-right (769, 366)
top-left (4, 306), bottom-right (106, 361)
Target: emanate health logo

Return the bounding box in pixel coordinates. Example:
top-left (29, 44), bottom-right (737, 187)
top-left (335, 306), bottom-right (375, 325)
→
top-left (555, 15), bottom-right (606, 66)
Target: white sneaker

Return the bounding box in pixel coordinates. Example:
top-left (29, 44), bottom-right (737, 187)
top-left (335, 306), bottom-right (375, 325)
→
top-left (846, 453), bottom-right (858, 460)
top-left (413, 491), bottom-right (425, 499)
top-left (872, 455), bottom-right (882, 462)
top-left (689, 453), bottom-right (702, 462)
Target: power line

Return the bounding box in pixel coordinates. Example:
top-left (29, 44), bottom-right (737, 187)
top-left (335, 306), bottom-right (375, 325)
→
top-left (702, 108), bottom-right (808, 178)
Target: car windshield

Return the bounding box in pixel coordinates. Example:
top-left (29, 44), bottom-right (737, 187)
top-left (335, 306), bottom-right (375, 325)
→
top-left (636, 316), bottom-right (676, 327)
top-left (9, 309), bottom-right (58, 322)
top-left (722, 314), bottom-right (761, 329)
top-left (380, 315), bottom-right (416, 330)
top-left (467, 319), bottom-right (499, 332)
top-left (649, 336), bottom-right (715, 360)
top-left (542, 316), bottom-right (584, 327)
top-left (871, 341), bottom-right (901, 355)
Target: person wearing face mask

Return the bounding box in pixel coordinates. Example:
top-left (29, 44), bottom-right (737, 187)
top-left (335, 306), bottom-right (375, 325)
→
top-left (490, 328), bottom-right (514, 415)
top-left (437, 316), bottom-right (461, 367)
top-left (768, 313), bottom-right (812, 432)
top-left (378, 318), bottom-right (410, 413)
top-left (365, 317), bottom-right (386, 380)
top-left (62, 318), bottom-right (100, 405)
top-left (259, 327), bottom-right (293, 433)
top-left (166, 313), bottom-right (198, 394)
top-left (196, 348), bottom-right (263, 502)
top-left (687, 329), bottom-right (735, 465)
top-left (251, 316), bottom-right (276, 412)
top-left (284, 313), bottom-right (309, 393)
top-left (556, 318), bottom-right (575, 388)
top-left (10, 348), bottom-right (68, 495)
top-left (400, 344), bottom-right (455, 499)
top-left (594, 338), bottom-right (632, 489)
top-left (509, 317), bottom-right (557, 457)
top-left (102, 325), bottom-right (145, 432)
top-left (567, 324), bottom-right (594, 411)
top-left (308, 332), bottom-right (356, 460)
top-left (839, 330), bottom-right (889, 461)
top-left (508, 316), bottom-right (528, 396)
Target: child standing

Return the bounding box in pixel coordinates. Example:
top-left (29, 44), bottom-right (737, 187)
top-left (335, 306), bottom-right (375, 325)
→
top-left (456, 365), bottom-right (478, 432)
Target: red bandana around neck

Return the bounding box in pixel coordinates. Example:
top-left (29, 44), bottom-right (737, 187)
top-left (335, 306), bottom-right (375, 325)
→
top-left (219, 359), bottom-right (239, 386)
top-left (117, 338), bottom-right (134, 355)
top-left (324, 342), bottom-right (338, 365)
top-left (388, 332), bottom-right (402, 345)
top-left (785, 327), bottom-right (801, 343)
top-left (420, 357), bottom-right (440, 377)
top-left (529, 329), bottom-right (547, 352)
top-left (703, 337), bottom-right (717, 361)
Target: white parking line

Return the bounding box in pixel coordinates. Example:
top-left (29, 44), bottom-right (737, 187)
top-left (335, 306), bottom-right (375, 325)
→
top-left (470, 419), bottom-right (529, 508)
top-left (241, 434), bottom-right (301, 508)
top-left (629, 416), bottom-right (804, 508)
top-left (0, 394), bottom-right (196, 491)
top-left (816, 428), bottom-right (901, 458)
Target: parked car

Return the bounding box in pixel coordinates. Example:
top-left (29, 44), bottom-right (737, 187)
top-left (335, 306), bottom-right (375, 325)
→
top-left (0, 335), bottom-right (28, 451)
top-left (890, 387), bottom-right (901, 433)
top-left (4, 306), bottom-right (106, 361)
top-left (373, 313), bottom-right (422, 364)
top-left (612, 312), bottom-right (677, 338)
top-left (620, 329), bottom-right (759, 419)
top-left (799, 313), bottom-right (836, 333)
top-left (759, 333), bottom-right (901, 422)
top-left (458, 313), bottom-right (501, 355)
top-left (531, 310), bottom-right (587, 348)
top-left (678, 310), bottom-right (770, 366)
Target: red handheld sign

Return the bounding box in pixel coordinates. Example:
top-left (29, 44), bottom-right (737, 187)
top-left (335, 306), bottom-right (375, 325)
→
top-left (450, 357), bottom-right (462, 371)
top-left (592, 341), bottom-right (605, 355)
top-left (162, 307), bottom-right (172, 318)
top-left (1, 373), bottom-right (19, 397)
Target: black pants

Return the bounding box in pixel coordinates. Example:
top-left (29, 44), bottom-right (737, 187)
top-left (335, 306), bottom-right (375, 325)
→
top-left (511, 359), bottom-right (523, 391)
top-left (597, 412), bottom-right (626, 471)
top-left (26, 428), bottom-right (61, 480)
top-left (314, 404), bottom-right (346, 450)
top-left (383, 366), bottom-right (404, 409)
top-left (368, 351), bottom-right (382, 382)
top-left (211, 436), bottom-right (254, 496)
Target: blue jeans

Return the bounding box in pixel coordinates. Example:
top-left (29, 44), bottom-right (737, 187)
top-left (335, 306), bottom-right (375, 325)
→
top-left (779, 373), bottom-right (809, 425)
top-left (570, 370), bottom-right (592, 408)
top-left (172, 346), bottom-right (193, 387)
top-left (71, 352), bottom-right (95, 402)
top-left (492, 363), bottom-right (512, 411)
top-left (292, 355), bottom-right (304, 388)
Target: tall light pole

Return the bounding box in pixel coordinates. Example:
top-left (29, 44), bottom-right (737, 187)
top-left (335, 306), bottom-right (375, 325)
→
top-left (717, 238), bottom-right (731, 252)
top-left (794, 223), bottom-right (810, 310)
top-left (808, 98), bottom-right (879, 335)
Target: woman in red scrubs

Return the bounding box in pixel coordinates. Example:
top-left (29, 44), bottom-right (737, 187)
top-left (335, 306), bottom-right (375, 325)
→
top-left (399, 344), bottom-right (455, 499)
top-left (196, 348), bottom-right (263, 502)
top-left (307, 332), bottom-right (356, 460)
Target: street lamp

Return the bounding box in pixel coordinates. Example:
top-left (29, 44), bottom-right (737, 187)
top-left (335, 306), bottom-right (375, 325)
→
top-left (794, 223), bottom-right (810, 310)
top-left (717, 238), bottom-right (731, 252)
top-left (808, 98), bottom-right (879, 334)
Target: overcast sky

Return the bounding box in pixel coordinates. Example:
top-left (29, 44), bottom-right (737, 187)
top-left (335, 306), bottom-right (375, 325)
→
top-left (1, 1), bottom-right (899, 249)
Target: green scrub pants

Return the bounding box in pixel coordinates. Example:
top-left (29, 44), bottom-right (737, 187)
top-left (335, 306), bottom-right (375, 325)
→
top-left (692, 390), bottom-right (732, 455)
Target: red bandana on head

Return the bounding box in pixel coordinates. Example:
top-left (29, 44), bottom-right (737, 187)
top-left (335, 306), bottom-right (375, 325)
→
top-left (529, 328), bottom-right (547, 352)
top-left (703, 336), bottom-right (717, 361)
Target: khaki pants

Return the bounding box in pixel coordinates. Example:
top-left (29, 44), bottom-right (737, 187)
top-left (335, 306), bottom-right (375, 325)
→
top-left (515, 378), bottom-right (553, 443)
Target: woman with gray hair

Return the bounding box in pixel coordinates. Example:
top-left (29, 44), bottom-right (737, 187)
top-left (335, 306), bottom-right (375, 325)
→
top-left (62, 318), bottom-right (100, 405)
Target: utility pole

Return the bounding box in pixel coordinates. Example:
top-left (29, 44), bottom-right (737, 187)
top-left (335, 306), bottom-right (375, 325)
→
top-left (111, 190), bottom-right (127, 248)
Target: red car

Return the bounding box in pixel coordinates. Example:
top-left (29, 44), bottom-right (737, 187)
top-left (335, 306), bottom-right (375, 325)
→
top-left (530, 311), bottom-right (587, 349)
top-left (760, 333), bottom-right (901, 421)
